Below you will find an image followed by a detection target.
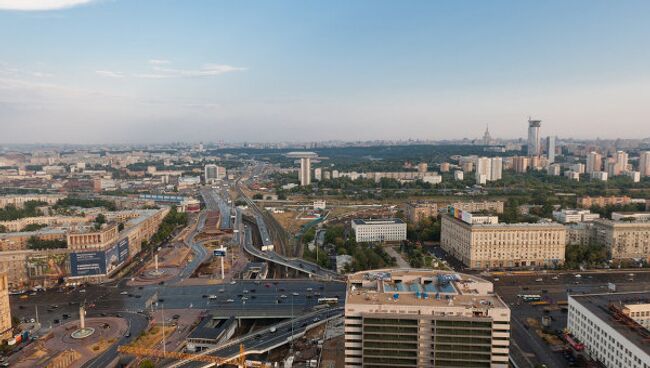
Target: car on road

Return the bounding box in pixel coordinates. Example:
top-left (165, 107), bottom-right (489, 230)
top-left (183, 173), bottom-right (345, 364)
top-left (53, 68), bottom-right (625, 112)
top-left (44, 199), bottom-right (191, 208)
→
top-left (230, 281), bottom-right (237, 285)
top-left (120, 291), bottom-right (128, 295)
top-left (292, 292), bottom-right (299, 296)
top-left (270, 327), bottom-right (277, 333)
top-left (226, 299), bottom-right (234, 303)
top-left (535, 278), bottom-right (543, 282)
top-left (280, 294), bottom-right (288, 298)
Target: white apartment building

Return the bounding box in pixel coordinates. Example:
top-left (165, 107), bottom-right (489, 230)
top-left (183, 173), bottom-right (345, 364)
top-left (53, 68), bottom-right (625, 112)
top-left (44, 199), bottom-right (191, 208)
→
top-left (351, 218), bottom-right (407, 242)
top-left (345, 269), bottom-right (511, 368)
top-left (568, 292), bottom-right (650, 368)
top-left (552, 209), bottom-right (600, 224)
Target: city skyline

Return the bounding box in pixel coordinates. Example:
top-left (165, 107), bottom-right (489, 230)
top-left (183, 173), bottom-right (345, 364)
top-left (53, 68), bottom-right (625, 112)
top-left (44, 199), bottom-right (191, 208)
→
top-left (2, 0), bottom-right (650, 144)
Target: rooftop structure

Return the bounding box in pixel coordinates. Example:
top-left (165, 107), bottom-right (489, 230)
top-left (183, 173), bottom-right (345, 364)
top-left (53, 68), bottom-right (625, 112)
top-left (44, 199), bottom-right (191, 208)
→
top-left (345, 268), bottom-right (510, 367)
top-left (568, 292), bottom-right (650, 368)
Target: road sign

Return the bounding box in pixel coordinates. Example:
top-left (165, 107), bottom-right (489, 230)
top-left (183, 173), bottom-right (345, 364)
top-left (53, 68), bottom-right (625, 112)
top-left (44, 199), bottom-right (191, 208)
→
top-left (213, 249), bottom-right (227, 257)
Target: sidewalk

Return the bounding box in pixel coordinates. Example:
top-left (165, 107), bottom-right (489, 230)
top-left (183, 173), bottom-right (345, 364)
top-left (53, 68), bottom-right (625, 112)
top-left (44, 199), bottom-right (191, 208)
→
top-left (384, 246), bottom-right (410, 268)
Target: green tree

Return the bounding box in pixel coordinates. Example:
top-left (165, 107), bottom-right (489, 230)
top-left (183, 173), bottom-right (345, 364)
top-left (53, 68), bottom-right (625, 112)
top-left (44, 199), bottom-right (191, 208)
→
top-left (140, 360), bottom-right (155, 368)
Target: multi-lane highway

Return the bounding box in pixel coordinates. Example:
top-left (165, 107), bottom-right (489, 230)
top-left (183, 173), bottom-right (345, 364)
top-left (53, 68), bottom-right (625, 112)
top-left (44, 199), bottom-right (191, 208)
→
top-left (168, 307), bottom-right (344, 368)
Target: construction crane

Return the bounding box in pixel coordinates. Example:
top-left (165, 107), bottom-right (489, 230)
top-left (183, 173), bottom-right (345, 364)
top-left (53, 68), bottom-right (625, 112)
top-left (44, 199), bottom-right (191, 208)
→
top-left (117, 344), bottom-right (271, 367)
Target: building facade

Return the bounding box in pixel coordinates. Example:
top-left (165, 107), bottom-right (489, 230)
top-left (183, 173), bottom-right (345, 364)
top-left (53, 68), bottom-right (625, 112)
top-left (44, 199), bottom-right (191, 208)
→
top-left (405, 202), bottom-right (438, 223)
top-left (568, 292), bottom-right (650, 368)
top-left (441, 214), bottom-right (566, 268)
top-left (351, 219), bottom-right (407, 242)
top-left (577, 196), bottom-right (631, 208)
top-left (0, 273), bottom-right (10, 341)
top-left (344, 269), bottom-right (511, 368)
top-left (527, 118), bottom-right (541, 157)
top-left (592, 219), bottom-right (650, 261)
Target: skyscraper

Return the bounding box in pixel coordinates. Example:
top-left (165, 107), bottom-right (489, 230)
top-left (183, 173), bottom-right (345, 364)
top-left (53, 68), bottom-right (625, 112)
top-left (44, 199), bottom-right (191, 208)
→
top-left (490, 157), bottom-right (503, 181)
top-left (527, 118), bottom-right (541, 157)
top-left (287, 152), bottom-right (320, 186)
top-left (586, 152), bottom-right (602, 174)
top-left (475, 157), bottom-right (491, 184)
top-left (616, 150), bottom-right (629, 171)
top-left (639, 151), bottom-right (650, 177)
top-left (546, 136), bottom-right (556, 163)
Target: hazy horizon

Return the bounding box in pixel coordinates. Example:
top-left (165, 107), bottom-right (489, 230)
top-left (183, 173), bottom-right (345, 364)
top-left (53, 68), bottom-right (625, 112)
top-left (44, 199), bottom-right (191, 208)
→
top-left (2, 0), bottom-right (650, 144)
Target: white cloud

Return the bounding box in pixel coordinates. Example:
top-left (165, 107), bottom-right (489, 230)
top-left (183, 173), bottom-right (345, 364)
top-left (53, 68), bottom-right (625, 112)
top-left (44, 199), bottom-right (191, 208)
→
top-left (142, 62), bottom-right (246, 79)
top-left (95, 70), bottom-right (124, 78)
top-left (0, 0), bottom-right (97, 11)
top-left (149, 59), bottom-right (171, 65)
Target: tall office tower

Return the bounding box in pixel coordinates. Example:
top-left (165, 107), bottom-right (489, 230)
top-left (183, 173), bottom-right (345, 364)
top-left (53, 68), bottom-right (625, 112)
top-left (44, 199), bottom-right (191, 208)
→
top-left (615, 150), bottom-right (628, 172)
top-left (546, 136), bottom-right (556, 163)
top-left (527, 118), bottom-right (542, 157)
top-left (0, 273), bottom-right (11, 340)
top-left (204, 164), bottom-right (218, 183)
top-left (513, 156), bottom-right (529, 173)
top-left (490, 157), bottom-right (503, 181)
top-left (475, 157), bottom-right (491, 184)
top-left (344, 269), bottom-right (511, 368)
top-left (287, 152), bottom-right (319, 186)
top-left (586, 152), bottom-right (602, 174)
top-left (314, 167), bottom-right (322, 181)
top-left (639, 151), bottom-right (650, 177)
top-left (299, 157), bottom-right (311, 186)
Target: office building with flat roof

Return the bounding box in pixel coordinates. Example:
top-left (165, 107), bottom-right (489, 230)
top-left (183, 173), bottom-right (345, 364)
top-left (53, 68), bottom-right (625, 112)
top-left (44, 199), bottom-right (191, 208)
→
top-left (344, 268), bottom-right (510, 368)
top-left (351, 218), bottom-right (407, 242)
top-left (592, 219), bottom-right (650, 261)
top-left (527, 118), bottom-right (541, 157)
top-left (405, 201), bottom-right (438, 223)
top-left (568, 292), bottom-right (650, 368)
top-left (441, 213), bottom-right (566, 269)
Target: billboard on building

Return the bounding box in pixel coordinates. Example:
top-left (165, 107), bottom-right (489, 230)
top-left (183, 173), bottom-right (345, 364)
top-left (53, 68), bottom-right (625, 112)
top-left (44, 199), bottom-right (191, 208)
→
top-left (70, 251), bottom-right (106, 277)
top-left (26, 253), bottom-right (70, 280)
top-left (106, 238), bottom-right (130, 274)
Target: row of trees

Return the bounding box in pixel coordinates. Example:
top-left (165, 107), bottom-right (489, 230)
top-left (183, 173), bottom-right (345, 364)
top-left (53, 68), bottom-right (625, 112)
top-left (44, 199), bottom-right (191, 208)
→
top-left (148, 207), bottom-right (188, 246)
top-left (54, 197), bottom-right (117, 211)
top-left (27, 236), bottom-right (67, 250)
top-left (0, 201), bottom-right (47, 221)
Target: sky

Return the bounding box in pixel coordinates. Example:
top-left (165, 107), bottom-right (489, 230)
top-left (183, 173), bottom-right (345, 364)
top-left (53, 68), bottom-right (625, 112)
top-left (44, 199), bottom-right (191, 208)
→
top-left (1, 0), bottom-right (650, 144)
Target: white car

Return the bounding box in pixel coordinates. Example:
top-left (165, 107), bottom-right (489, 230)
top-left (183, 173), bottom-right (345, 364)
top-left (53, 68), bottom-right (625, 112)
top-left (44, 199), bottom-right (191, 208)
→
top-left (292, 292), bottom-right (299, 296)
top-left (120, 291), bottom-right (128, 295)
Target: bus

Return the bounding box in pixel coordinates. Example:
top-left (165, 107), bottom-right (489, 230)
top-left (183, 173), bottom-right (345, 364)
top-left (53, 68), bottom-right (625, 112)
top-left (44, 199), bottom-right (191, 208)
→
top-left (318, 297), bottom-right (339, 306)
top-left (518, 294), bottom-right (542, 302)
top-left (563, 333), bottom-right (585, 351)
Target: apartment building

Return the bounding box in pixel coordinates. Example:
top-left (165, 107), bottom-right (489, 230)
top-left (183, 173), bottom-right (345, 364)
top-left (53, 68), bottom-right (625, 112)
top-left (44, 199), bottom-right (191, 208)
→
top-left (441, 214), bottom-right (566, 268)
top-left (577, 196), bottom-right (631, 208)
top-left (351, 219), bottom-right (407, 242)
top-left (449, 200), bottom-right (504, 214)
top-left (0, 273), bottom-right (10, 341)
top-left (0, 194), bottom-right (65, 209)
top-left (592, 219), bottom-right (650, 261)
top-left (405, 201), bottom-right (438, 223)
top-left (568, 292), bottom-right (650, 368)
top-left (344, 269), bottom-right (511, 368)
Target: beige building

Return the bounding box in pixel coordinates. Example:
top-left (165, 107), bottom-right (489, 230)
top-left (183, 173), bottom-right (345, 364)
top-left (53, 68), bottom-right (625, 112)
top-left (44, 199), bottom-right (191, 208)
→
top-left (449, 200), bottom-right (504, 214)
top-left (0, 229), bottom-right (67, 251)
top-left (405, 202), bottom-right (438, 223)
top-left (0, 194), bottom-right (65, 209)
top-left (345, 269), bottom-right (510, 368)
top-left (592, 219), bottom-right (650, 261)
top-left (66, 224), bottom-right (119, 251)
top-left (0, 273), bottom-right (10, 341)
top-left (441, 214), bottom-right (566, 268)
top-left (0, 216), bottom-right (87, 232)
top-left (638, 151), bottom-right (650, 177)
top-left (577, 195), bottom-right (631, 208)
top-left (512, 156), bottom-right (528, 173)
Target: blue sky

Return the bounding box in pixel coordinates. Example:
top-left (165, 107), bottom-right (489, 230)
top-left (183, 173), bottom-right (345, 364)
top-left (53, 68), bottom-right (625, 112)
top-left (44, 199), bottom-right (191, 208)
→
top-left (1, 0), bottom-right (649, 143)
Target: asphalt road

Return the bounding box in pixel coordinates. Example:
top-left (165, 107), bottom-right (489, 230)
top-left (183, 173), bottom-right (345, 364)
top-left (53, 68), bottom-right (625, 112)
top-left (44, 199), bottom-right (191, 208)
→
top-left (492, 270), bottom-right (650, 368)
top-left (82, 311), bottom-right (149, 368)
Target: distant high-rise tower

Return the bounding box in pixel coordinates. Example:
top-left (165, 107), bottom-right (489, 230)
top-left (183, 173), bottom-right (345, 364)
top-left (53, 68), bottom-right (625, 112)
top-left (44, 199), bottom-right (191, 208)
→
top-left (639, 151), bottom-right (650, 177)
top-left (483, 125), bottom-right (493, 146)
top-left (287, 152), bottom-right (320, 186)
top-left (546, 136), bottom-right (556, 163)
top-left (527, 118), bottom-right (542, 157)
top-left (586, 152), bottom-right (602, 174)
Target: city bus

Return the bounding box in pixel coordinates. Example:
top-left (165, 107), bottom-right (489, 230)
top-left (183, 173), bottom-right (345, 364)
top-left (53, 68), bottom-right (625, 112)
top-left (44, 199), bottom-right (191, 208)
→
top-left (317, 297), bottom-right (339, 306)
top-left (517, 294), bottom-right (542, 302)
